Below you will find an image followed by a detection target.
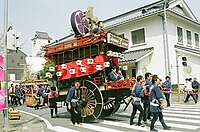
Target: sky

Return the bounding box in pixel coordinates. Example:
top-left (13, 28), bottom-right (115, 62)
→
top-left (0, 0), bottom-right (200, 55)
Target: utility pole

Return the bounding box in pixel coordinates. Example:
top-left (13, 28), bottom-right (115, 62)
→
top-left (163, 0), bottom-right (171, 76)
top-left (3, 0), bottom-right (9, 126)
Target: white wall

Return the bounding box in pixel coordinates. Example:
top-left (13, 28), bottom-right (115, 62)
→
top-left (32, 39), bottom-right (48, 57)
top-left (106, 13), bottom-right (200, 84)
top-left (111, 16), bottom-right (167, 79)
top-left (167, 14), bottom-right (200, 84)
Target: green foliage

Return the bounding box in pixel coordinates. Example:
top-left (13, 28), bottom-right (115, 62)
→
top-left (39, 61), bottom-right (56, 80)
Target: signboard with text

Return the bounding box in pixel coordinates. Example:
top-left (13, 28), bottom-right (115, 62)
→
top-left (107, 33), bottom-right (129, 49)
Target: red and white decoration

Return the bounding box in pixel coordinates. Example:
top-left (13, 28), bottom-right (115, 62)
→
top-left (49, 74), bottom-right (53, 78)
top-left (120, 53), bottom-right (124, 58)
top-left (87, 58), bottom-right (94, 65)
top-left (107, 50), bottom-right (122, 58)
top-left (69, 68), bottom-right (76, 74)
top-left (96, 64), bottom-right (102, 71)
top-left (56, 71), bottom-right (62, 77)
top-left (107, 50), bottom-right (113, 56)
top-left (45, 72), bottom-right (52, 78)
top-left (80, 66), bottom-right (86, 73)
top-left (57, 55), bottom-right (108, 80)
top-left (49, 66), bottom-right (55, 72)
top-left (76, 60), bottom-right (82, 66)
top-left (61, 64), bottom-right (66, 70)
top-left (104, 62), bottom-right (110, 67)
top-left (117, 53), bottom-right (121, 58)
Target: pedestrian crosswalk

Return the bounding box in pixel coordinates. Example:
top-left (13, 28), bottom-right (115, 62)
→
top-left (23, 103), bottom-right (200, 132)
top-left (76, 104), bottom-right (200, 132)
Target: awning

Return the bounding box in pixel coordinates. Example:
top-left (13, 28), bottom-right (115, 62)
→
top-left (175, 45), bottom-right (200, 57)
top-left (120, 47), bottom-right (154, 64)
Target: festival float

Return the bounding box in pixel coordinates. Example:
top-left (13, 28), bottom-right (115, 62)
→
top-left (44, 7), bottom-right (135, 122)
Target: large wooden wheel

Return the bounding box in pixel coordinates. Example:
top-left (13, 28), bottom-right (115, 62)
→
top-left (101, 98), bottom-right (121, 117)
top-left (80, 80), bottom-right (103, 122)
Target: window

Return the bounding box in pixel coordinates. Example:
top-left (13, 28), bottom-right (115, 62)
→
top-left (186, 30), bottom-right (192, 45)
top-left (131, 28), bottom-right (145, 45)
top-left (21, 56), bottom-right (23, 59)
top-left (12, 60), bottom-right (14, 63)
top-left (195, 33), bottom-right (199, 47)
top-left (177, 27), bottom-right (183, 43)
top-left (17, 63), bottom-right (20, 66)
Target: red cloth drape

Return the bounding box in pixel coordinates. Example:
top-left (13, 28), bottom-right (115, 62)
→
top-left (57, 55), bottom-right (108, 80)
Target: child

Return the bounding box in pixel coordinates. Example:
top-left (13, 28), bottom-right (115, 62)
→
top-left (48, 87), bottom-right (59, 118)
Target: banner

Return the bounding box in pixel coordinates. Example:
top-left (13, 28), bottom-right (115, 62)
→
top-left (0, 56), bottom-right (3, 69)
top-left (0, 56), bottom-right (5, 110)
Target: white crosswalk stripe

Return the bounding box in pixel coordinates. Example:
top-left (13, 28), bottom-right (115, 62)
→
top-left (81, 123), bottom-right (124, 132)
top-left (88, 104), bottom-right (200, 132)
top-left (100, 120), bottom-right (181, 132)
top-left (37, 104), bottom-right (200, 132)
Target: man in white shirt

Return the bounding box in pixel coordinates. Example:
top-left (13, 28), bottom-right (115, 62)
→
top-left (184, 78), bottom-right (197, 104)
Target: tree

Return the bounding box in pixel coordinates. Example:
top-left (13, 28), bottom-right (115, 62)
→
top-left (39, 61), bottom-right (56, 80)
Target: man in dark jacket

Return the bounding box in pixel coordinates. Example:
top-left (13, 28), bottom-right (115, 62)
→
top-left (149, 76), bottom-right (171, 131)
top-left (15, 85), bottom-right (22, 106)
top-left (162, 76), bottom-right (172, 107)
top-left (142, 72), bottom-right (152, 123)
top-left (66, 81), bottom-right (81, 126)
top-left (130, 75), bottom-right (145, 126)
top-left (192, 77), bottom-right (199, 100)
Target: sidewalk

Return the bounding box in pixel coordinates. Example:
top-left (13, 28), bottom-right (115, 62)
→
top-left (0, 110), bottom-right (45, 132)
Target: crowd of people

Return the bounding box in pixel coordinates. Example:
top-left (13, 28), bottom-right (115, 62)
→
top-left (129, 73), bottom-right (199, 131)
top-left (8, 83), bottom-right (60, 118)
top-left (8, 84), bottom-right (24, 106)
top-left (65, 70), bottom-right (199, 131)
top-left (8, 84), bottom-right (50, 108)
top-left (130, 73), bottom-right (172, 131)
top-left (8, 71), bottom-right (199, 131)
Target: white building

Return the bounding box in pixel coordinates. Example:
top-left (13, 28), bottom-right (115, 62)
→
top-left (104, 0), bottom-right (200, 84)
top-left (31, 31), bottom-right (52, 57)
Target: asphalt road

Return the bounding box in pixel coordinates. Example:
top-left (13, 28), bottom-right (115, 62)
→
top-left (16, 96), bottom-right (200, 132)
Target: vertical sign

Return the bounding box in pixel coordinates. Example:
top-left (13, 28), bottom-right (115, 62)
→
top-left (0, 56), bottom-right (5, 110)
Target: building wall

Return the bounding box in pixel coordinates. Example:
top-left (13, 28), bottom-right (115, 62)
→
top-left (108, 16), bottom-right (167, 80)
top-left (106, 12), bottom-right (200, 84)
top-left (167, 14), bottom-right (200, 84)
top-left (7, 50), bottom-right (27, 81)
top-left (32, 39), bottom-right (49, 57)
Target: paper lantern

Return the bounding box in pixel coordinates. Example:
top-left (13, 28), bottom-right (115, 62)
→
top-left (87, 58), bottom-right (94, 65)
top-left (45, 72), bottom-right (51, 77)
top-left (123, 65), bottom-right (128, 71)
top-left (80, 66), bottom-right (86, 73)
top-left (61, 64), bottom-right (66, 70)
top-left (56, 71), bottom-right (62, 77)
top-left (49, 66), bottom-right (55, 72)
top-left (104, 62), bottom-right (110, 67)
top-left (69, 68), bottom-right (76, 74)
top-left (117, 52), bottom-right (121, 58)
top-left (96, 64), bottom-right (102, 71)
top-left (113, 52), bottom-right (117, 57)
top-left (107, 50), bottom-right (113, 56)
top-left (49, 74), bottom-right (53, 78)
top-left (120, 53), bottom-right (124, 58)
top-left (76, 60), bottom-right (82, 66)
